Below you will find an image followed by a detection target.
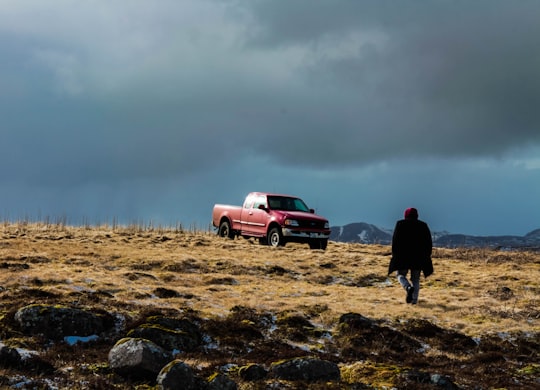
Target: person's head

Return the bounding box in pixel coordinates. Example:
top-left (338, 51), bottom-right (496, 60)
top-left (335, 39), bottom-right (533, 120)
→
top-left (404, 207), bottom-right (418, 220)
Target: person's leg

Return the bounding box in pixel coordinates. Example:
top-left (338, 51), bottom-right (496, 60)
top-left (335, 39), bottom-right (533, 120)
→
top-left (397, 270), bottom-right (414, 303)
top-left (396, 269), bottom-right (410, 289)
top-left (410, 269), bottom-right (421, 304)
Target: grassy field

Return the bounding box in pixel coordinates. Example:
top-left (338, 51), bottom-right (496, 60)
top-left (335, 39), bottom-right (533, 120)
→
top-left (0, 222), bottom-right (538, 388)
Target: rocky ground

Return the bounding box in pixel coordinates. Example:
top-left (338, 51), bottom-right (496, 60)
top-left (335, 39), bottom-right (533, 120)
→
top-left (0, 224), bottom-right (538, 389)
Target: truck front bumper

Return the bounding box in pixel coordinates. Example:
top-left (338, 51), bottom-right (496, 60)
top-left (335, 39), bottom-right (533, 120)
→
top-left (282, 229), bottom-right (331, 239)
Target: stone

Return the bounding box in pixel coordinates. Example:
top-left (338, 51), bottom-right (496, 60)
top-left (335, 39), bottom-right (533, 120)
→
top-left (108, 337), bottom-right (172, 379)
top-left (238, 363), bottom-right (267, 381)
top-left (157, 360), bottom-right (197, 390)
top-left (14, 304), bottom-right (113, 340)
top-left (271, 357), bottom-right (340, 381)
top-left (207, 373), bottom-right (238, 390)
top-left (338, 312), bottom-right (377, 329)
top-left (0, 343), bottom-right (21, 368)
top-left (0, 342), bottom-right (54, 373)
top-left (128, 324), bottom-right (200, 352)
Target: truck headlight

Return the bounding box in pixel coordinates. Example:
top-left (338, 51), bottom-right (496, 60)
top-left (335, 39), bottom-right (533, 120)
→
top-left (324, 222), bottom-right (329, 229)
top-left (284, 219), bottom-right (299, 227)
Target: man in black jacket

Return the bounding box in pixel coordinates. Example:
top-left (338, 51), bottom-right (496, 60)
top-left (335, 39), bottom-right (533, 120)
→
top-left (388, 207), bottom-right (433, 304)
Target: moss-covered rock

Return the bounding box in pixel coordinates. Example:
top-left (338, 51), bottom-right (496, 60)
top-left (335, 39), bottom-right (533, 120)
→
top-left (275, 312), bottom-right (327, 341)
top-left (14, 304), bottom-right (114, 340)
top-left (271, 357), bottom-right (340, 381)
top-left (238, 363), bottom-right (267, 381)
top-left (128, 323), bottom-right (200, 352)
top-left (207, 373), bottom-right (238, 390)
top-left (157, 359), bottom-right (197, 390)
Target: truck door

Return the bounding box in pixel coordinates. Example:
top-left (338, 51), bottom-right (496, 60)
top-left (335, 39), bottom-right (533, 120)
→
top-left (244, 194), bottom-right (268, 236)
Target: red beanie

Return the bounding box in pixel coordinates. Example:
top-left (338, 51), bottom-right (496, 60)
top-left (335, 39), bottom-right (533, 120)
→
top-left (404, 207), bottom-right (418, 219)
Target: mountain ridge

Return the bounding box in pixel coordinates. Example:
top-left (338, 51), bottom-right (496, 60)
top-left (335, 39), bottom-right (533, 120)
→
top-left (330, 223), bottom-right (540, 250)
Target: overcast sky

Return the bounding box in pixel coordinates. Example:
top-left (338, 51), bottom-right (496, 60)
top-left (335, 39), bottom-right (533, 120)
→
top-left (1, 0), bottom-right (539, 236)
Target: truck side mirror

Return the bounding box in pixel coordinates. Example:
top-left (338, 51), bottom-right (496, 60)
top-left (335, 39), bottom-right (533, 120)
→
top-left (258, 204), bottom-right (268, 211)
top-left (309, 209), bottom-right (315, 213)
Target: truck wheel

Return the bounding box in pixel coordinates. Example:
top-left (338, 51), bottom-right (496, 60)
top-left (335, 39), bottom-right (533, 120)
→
top-left (267, 227), bottom-right (284, 247)
top-left (320, 239), bottom-right (328, 250)
top-left (218, 220), bottom-right (234, 239)
top-left (309, 239), bottom-right (328, 250)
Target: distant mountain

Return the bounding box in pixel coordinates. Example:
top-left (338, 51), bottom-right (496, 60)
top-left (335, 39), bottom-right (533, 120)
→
top-left (330, 223), bottom-right (393, 245)
top-left (331, 224), bottom-right (540, 250)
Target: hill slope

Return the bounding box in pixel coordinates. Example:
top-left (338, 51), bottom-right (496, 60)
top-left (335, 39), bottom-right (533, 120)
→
top-left (0, 223), bottom-right (538, 389)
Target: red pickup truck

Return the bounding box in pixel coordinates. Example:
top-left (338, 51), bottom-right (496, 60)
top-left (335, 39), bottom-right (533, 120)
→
top-left (212, 192), bottom-right (331, 250)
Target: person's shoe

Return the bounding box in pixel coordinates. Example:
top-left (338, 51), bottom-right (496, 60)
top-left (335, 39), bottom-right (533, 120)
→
top-left (406, 286), bottom-right (415, 303)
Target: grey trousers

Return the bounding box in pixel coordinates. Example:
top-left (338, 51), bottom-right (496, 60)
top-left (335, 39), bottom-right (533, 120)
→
top-left (397, 269), bottom-right (421, 303)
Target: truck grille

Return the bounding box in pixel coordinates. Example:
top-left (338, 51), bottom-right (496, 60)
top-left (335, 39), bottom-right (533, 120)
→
top-left (298, 220), bottom-right (327, 230)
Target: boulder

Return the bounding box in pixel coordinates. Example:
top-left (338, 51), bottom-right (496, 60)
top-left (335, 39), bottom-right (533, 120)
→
top-left (14, 304), bottom-right (113, 340)
top-left (0, 343), bottom-right (20, 367)
top-left (156, 360), bottom-right (197, 390)
top-left (108, 337), bottom-right (171, 379)
top-left (238, 363), bottom-right (268, 381)
top-left (271, 357), bottom-right (340, 381)
top-left (403, 370), bottom-right (461, 389)
top-left (275, 313), bottom-right (324, 342)
top-left (128, 324), bottom-right (199, 352)
top-left (207, 373), bottom-right (238, 390)
top-left (0, 342), bottom-right (54, 373)
top-left (338, 312), bottom-right (378, 329)
top-left (147, 315), bottom-right (202, 341)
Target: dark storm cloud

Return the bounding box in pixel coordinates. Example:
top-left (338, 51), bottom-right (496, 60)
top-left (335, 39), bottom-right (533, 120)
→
top-left (234, 0), bottom-right (540, 165)
top-left (2, 0), bottom-right (540, 188)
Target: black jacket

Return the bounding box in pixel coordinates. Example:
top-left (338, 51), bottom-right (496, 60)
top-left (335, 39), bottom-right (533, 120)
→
top-left (388, 218), bottom-right (433, 277)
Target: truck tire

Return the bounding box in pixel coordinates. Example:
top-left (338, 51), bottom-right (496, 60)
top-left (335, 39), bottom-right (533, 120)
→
top-left (267, 227), bottom-right (284, 247)
top-left (309, 239), bottom-right (328, 250)
top-left (218, 220), bottom-right (235, 239)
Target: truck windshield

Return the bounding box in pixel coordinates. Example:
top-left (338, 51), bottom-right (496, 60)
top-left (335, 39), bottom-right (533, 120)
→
top-left (267, 196), bottom-right (310, 212)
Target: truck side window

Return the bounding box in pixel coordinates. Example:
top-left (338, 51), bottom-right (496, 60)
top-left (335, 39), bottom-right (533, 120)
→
top-left (243, 195), bottom-right (254, 209)
top-left (253, 195), bottom-right (267, 210)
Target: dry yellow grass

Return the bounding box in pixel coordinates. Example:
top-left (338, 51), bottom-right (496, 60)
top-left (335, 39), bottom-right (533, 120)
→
top-left (1, 222), bottom-right (538, 338)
